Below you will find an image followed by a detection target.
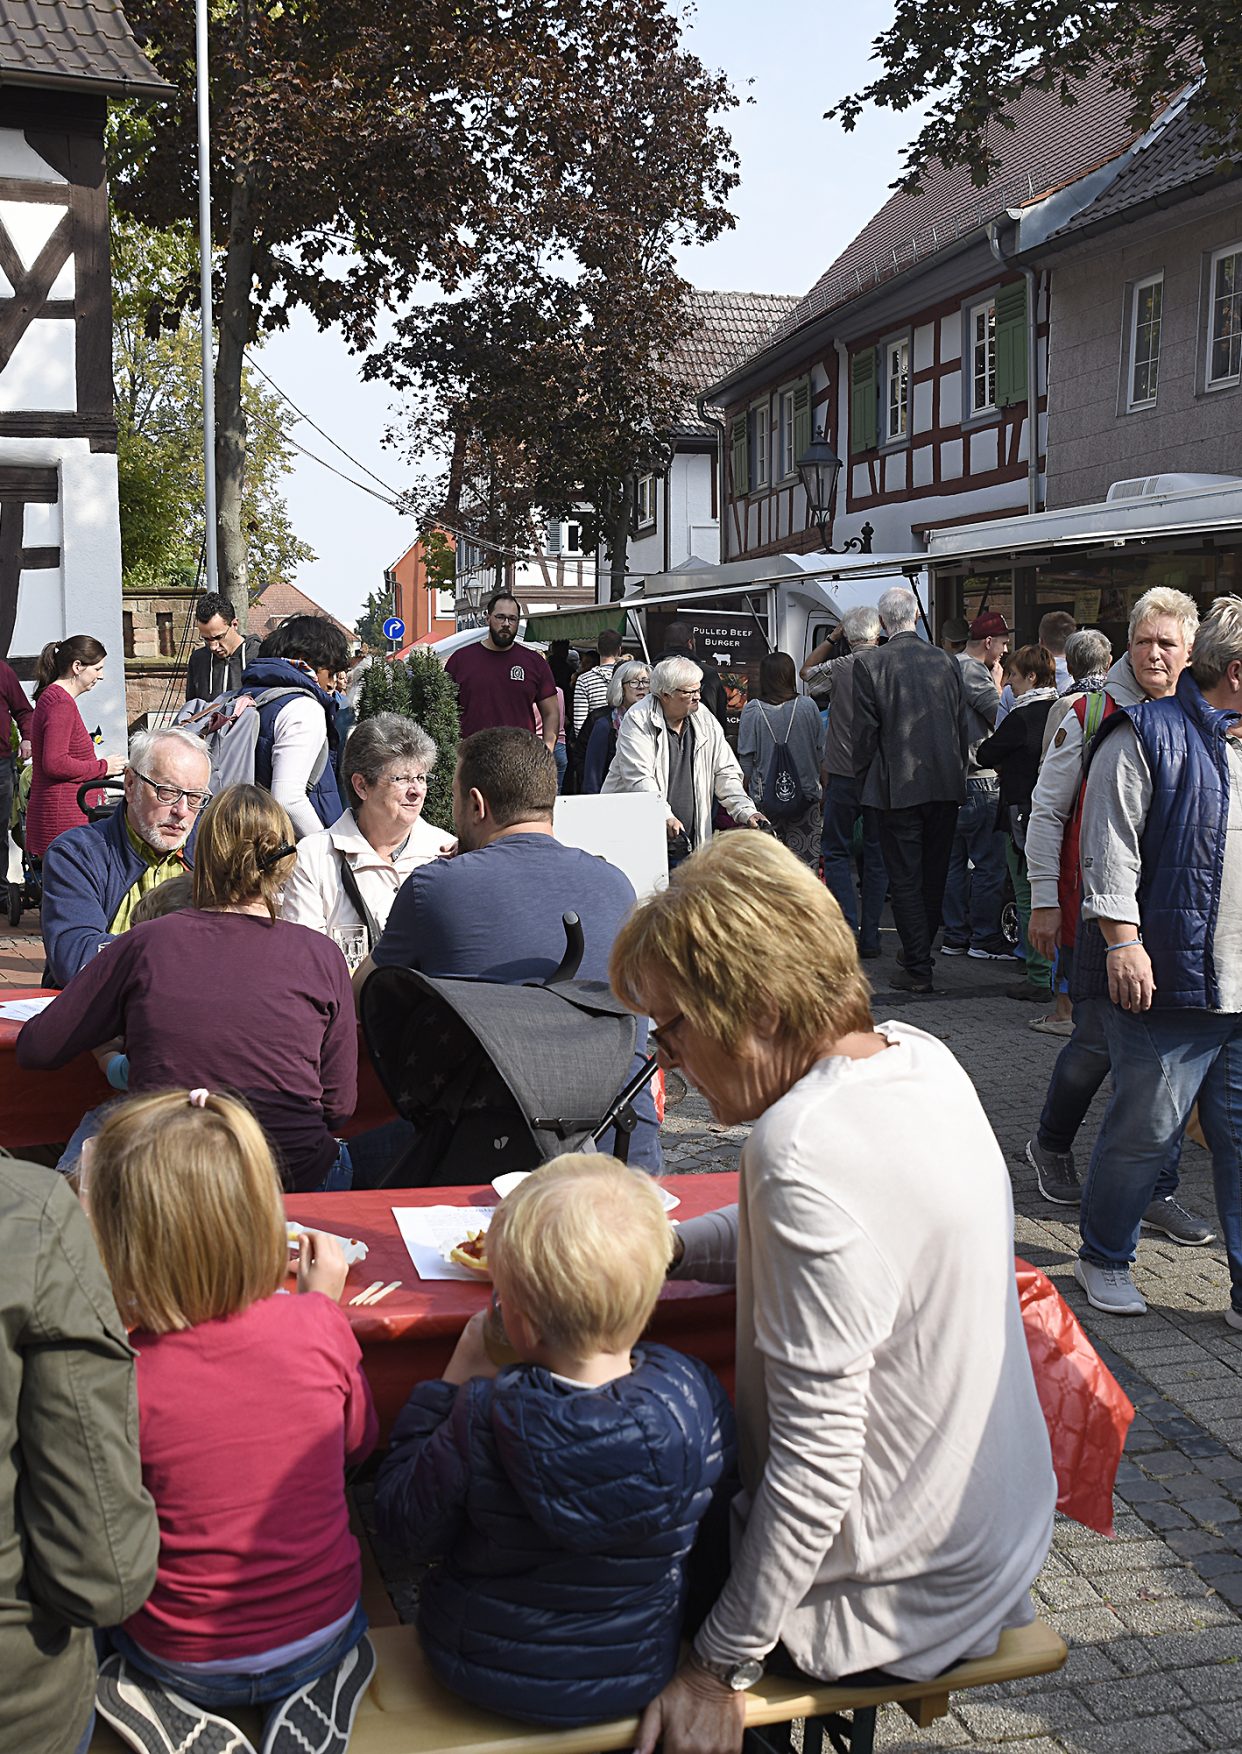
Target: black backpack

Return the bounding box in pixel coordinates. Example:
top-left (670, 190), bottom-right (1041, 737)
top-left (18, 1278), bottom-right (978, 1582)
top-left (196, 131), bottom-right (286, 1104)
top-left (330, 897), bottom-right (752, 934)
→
top-left (756, 701), bottom-right (804, 822)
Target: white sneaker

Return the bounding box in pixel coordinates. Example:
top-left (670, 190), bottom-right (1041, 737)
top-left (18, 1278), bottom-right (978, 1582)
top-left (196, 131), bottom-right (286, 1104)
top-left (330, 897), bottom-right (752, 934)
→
top-left (1073, 1258), bottom-right (1147, 1316)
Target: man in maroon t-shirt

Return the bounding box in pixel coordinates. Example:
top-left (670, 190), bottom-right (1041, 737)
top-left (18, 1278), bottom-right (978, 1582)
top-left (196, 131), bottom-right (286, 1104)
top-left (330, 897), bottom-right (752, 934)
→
top-left (445, 592), bottom-right (560, 748)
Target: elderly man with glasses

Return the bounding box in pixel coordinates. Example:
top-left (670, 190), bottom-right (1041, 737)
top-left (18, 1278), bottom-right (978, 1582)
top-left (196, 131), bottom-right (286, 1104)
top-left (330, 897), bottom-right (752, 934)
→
top-left (602, 655), bottom-right (767, 866)
top-left (39, 727), bottom-right (211, 987)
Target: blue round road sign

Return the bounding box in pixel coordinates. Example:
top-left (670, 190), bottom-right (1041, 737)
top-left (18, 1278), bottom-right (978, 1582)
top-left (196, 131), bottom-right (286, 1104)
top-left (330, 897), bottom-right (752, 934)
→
top-left (382, 617), bottom-right (405, 642)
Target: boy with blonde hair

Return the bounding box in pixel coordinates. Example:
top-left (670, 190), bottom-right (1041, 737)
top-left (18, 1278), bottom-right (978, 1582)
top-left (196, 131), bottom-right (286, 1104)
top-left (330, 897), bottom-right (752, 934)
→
top-left (375, 1155), bottom-right (735, 1727)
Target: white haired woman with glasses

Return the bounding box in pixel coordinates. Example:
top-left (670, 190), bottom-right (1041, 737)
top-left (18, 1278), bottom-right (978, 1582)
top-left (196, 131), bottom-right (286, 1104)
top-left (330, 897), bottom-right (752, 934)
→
top-left (580, 659), bottom-right (651, 793)
top-left (602, 655), bottom-right (767, 866)
top-left (281, 712), bottom-right (455, 960)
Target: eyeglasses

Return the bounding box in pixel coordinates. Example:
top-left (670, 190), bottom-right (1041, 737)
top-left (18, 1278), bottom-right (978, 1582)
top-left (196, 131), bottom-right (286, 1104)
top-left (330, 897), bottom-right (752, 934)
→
top-left (132, 770), bottom-right (211, 811)
top-left (490, 612), bottom-right (520, 625)
top-left (648, 1011), bottom-right (686, 1061)
top-left (382, 772), bottom-right (428, 788)
top-left (671, 688), bottom-right (701, 700)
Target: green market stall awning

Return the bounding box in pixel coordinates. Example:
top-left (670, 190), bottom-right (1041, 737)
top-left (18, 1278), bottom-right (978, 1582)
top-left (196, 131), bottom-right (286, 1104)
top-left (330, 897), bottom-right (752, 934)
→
top-left (523, 605), bottom-right (630, 643)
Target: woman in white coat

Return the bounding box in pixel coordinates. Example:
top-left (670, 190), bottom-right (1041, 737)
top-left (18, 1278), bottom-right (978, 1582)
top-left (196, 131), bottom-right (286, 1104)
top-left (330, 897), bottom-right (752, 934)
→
top-left (280, 712), bottom-right (454, 954)
top-left (602, 655), bottom-right (767, 868)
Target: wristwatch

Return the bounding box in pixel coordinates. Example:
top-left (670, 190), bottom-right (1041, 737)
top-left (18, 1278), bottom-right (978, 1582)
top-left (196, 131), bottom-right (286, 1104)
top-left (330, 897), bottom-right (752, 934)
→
top-left (690, 1648), bottom-right (765, 1691)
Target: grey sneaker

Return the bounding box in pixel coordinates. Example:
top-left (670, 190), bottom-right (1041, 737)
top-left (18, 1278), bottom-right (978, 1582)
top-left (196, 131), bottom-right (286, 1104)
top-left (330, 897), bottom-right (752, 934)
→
top-left (1025, 1137), bottom-right (1081, 1206)
top-left (1141, 1197), bottom-right (1216, 1246)
top-left (261, 1635), bottom-right (376, 1754)
top-left (1225, 1308), bottom-right (1242, 1332)
top-left (96, 1654), bottom-right (257, 1754)
top-left (1073, 1258), bottom-right (1147, 1316)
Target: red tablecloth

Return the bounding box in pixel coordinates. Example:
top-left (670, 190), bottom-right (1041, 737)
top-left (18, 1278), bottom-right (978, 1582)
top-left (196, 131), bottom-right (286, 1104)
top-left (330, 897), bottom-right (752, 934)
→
top-left (285, 1173), bottom-right (739, 1443)
top-left (0, 986), bottom-right (396, 1149)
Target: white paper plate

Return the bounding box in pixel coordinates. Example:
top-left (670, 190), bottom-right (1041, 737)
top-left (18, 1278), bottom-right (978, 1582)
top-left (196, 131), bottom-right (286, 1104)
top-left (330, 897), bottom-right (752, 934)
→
top-left (490, 1170), bottom-right (679, 1212)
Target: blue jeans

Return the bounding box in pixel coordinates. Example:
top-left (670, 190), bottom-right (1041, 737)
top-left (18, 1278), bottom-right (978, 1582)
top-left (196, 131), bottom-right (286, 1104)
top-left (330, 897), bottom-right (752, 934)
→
top-left (554, 744), bottom-right (567, 792)
top-left (321, 1139), bottom-right (354, 1192)
top-left (821, 773), bottom-right (887, 951)
top-left (1080, 1006), bottom-right (1242, 1303)
top-left (73, 1712), bottom-right (94, 1754)
top-left (107, 1600), bottom-right (368, 1710)
top-left (1039, 997), bottom-right (1180, 1194)
top-left (941, 778), bottom-right (1008, 947)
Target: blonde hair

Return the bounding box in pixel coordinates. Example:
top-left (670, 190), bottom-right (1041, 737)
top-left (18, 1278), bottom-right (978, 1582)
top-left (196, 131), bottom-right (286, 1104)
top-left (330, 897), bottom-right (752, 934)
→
top-left (611, 832), bottom-right (873, 1054)
top-left (487, 1154), bottom-right (672, 1354)
top-left (88, 1091), bottom-right (287, 1333)
top-left (192, 784), bottom-right (296, 919)
top-left (1129, 586), bottom-right (1198, 647)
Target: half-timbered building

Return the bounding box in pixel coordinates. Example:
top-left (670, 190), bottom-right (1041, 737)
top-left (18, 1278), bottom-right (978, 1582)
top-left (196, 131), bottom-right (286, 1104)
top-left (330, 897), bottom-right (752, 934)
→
top-left (704, 68), bottom-right (1191, 584)
top-left (0, 0), bottom-right (169, 746)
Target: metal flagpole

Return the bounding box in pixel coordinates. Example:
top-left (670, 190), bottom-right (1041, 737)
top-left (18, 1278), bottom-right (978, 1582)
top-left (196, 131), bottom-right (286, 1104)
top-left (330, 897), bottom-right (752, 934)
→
top-left (194, 0), bottom-right (219, 593)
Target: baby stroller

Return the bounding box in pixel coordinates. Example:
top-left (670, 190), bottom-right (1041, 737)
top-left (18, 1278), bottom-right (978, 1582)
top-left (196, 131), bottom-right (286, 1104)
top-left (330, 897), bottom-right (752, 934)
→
top-left (5, 757), bottom-right (38, 925)
top-left (359, 914), bottom-right (659, 1189)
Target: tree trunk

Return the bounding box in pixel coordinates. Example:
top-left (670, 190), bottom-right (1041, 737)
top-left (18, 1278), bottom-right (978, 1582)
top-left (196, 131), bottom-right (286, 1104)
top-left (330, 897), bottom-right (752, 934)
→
top-left (607, 476), bottom-right (634, 601)
top-left (214, 163), bottom-right (256, 603)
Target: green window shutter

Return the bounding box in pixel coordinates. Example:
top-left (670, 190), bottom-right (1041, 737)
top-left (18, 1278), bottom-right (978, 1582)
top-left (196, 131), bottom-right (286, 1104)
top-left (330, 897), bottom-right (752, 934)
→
top-left (793, 377), bottom-right (812, 467)
top-left (995, 280), bottom-right (1028, 407)
top-left (850, 349), bottom-right (877, 454)
top-left (730, 412), bottom-right (749, 496)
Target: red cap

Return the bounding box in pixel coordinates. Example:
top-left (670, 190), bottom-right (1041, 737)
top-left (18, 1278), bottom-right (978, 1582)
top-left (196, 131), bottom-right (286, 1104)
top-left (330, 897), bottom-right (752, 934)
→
top-left (969, 611), bottom-right (1010, 640)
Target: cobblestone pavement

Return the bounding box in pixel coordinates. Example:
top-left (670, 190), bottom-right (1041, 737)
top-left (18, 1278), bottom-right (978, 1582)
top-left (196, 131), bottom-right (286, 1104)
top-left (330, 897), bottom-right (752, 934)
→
top-left (662, 927), bottom-right (1242, 1752)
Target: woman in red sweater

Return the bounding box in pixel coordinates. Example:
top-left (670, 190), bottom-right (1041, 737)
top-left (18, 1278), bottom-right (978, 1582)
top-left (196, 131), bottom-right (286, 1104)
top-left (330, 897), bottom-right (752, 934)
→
top-left (26, 634), bottom-right (124, 858)
top-left (87, 1089), bottom-right (378, 1754)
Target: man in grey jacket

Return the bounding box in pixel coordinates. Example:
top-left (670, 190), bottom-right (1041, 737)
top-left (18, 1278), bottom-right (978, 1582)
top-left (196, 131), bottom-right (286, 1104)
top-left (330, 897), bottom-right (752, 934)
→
top-left (942, 610), bottom-right (1013, 960)
top-left (1, 1162), bottom-right (158, 1754)
top-left (852, 587), bottom-right (970, 993)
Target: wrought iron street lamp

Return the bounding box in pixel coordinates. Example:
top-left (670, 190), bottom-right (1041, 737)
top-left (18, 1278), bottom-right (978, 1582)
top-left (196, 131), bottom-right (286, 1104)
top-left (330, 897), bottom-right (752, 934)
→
top-left (796, 428), bottom-right (872, 553)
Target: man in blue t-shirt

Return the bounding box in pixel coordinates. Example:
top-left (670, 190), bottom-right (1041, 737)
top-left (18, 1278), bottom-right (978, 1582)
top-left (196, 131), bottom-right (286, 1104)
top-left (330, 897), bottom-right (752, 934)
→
top-left (361, 727), bottom-right (660, 1168)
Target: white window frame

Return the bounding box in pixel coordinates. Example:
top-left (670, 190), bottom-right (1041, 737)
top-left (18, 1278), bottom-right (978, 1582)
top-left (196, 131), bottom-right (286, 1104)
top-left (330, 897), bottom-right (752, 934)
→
top-left (1127, 271), bottom-right (1163, 410)
top-left (434, 587), bottom-right (456, 618)
top-left (968, 298), bottom-right (997, 415)
top-left (884, 335), bottom-right (910, 442)
top-left (778, 387), bottom-right (797, 480)
top-left (1207, 242), bottom-right (1242, 391)
top-left (751, 399), bottom-right (769, 489)
top-left (636, 472), bottom-right (657, 529)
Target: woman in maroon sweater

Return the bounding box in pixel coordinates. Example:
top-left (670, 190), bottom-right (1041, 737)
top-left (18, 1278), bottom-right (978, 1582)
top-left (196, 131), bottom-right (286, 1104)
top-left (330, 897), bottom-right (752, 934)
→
top-left (17, 785), bottom-right (358, 1190)
top-left (26, 635), bottom-right (124, 858)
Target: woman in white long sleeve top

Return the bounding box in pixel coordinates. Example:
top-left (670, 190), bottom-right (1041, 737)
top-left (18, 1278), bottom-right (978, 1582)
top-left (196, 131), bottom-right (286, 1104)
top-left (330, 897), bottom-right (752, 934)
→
top-left (281, 712), bottom-right (454, 946)
top-left (611, 833), bottom-right (1056, 1754)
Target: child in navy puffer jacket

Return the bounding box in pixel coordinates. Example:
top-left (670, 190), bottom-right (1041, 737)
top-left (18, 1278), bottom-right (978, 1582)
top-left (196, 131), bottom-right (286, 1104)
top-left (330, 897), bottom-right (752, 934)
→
top-left (375, 1154), bottom-right (736, 1727)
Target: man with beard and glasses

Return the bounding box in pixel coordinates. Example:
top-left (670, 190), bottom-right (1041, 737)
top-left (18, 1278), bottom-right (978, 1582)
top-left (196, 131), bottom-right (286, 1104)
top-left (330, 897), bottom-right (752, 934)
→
top-left (355, 727), bottom-right (660, 1170)
top-left (39, 728), bottom-right (211, 987)
top-left (446, 592), bottom-right (561, 750)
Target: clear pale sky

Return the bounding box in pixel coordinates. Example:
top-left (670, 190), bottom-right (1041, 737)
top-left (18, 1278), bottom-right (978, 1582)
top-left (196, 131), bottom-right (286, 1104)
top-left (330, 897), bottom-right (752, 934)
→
top-left (258, 1), bottom-right (919, 629)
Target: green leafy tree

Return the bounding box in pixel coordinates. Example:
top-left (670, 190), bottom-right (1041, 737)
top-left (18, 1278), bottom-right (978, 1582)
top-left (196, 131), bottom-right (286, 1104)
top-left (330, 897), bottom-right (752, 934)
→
top-left (113, 211), bottom-right (313, 595)
top-left (354, 587), bottom-right (392, 651)
top-left (404, 652), bottom-right (460, 833)
top-left (116, 0), bottom-right (737, 602)
top-left (828, 2), bottom-right (1242, 190)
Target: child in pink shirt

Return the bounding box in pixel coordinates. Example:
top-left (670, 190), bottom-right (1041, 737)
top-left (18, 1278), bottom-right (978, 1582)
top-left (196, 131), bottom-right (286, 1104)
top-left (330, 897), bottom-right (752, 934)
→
top-left (85, 1089), bottom-right (378, 1754)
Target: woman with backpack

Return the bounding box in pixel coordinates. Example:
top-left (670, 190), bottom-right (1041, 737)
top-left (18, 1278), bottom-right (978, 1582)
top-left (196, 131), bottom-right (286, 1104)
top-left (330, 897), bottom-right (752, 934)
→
top-left (737, 652), bottom-right (824, 867)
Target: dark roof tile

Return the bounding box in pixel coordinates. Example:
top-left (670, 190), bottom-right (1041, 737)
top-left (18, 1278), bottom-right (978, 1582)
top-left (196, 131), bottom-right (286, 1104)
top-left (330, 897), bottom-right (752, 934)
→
top-left (0, 0), bottom-right (171, 101)
top-left (669, 288), bottom-right (802, 433)
top-left (1048, 102), bottom-right (1239, 240)
top-left (766, 64), bottom-right (1149, 350)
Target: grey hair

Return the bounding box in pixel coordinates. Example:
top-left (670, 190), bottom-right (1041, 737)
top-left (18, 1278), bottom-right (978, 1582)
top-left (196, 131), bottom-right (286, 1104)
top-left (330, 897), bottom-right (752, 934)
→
top-left (841, 605), bottom-right (882, 648)
top-left (1190, 596), bottom-right (1242, 689)
top-left (650, 654), bottom-right (702, 697)
top-left (878, 586), bottom-right (918, 633)
top-left (1064, 627), bottom-right (1112, 681)
top-left (607, 658), bottom-right (650, 710)
top-left (128, 726), bottom-right (211, 775)
top-left (342, 711), bottom-right (437, 806)
top-left (1128, 585), bottom-right (1198, 647)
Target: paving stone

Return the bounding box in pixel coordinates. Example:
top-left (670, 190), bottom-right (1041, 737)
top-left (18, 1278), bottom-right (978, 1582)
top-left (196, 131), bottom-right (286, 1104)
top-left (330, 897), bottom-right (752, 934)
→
top-left (1182, 1496), bottom-right (1242, 1528)
top-left (1061, 1713), bottom-right (1207, 1752)
top-left (1206, 1572), bottom-right (1242, 1609)
top-left (956, 1690), bottom-right (1086, 1739)
top-left (1177, 1661), bottom-right (1242, 1704)
top-left (1076, 1540), bottom-right (1187, 1575)
top-left (1113, 1596), bottom-right (1238, 1634)
top-left (1076, 1671), bottom-right (1189, 1718)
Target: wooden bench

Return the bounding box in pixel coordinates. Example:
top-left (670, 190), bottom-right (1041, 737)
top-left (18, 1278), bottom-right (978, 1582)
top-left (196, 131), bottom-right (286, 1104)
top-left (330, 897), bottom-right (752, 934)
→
top-left (92, 1615), bottom-right (1067, 1753)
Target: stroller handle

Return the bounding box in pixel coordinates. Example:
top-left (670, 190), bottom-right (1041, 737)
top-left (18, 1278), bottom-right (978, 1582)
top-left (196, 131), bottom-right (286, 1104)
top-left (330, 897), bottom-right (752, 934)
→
top-left (546, 912), bottom-right (584, 985)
